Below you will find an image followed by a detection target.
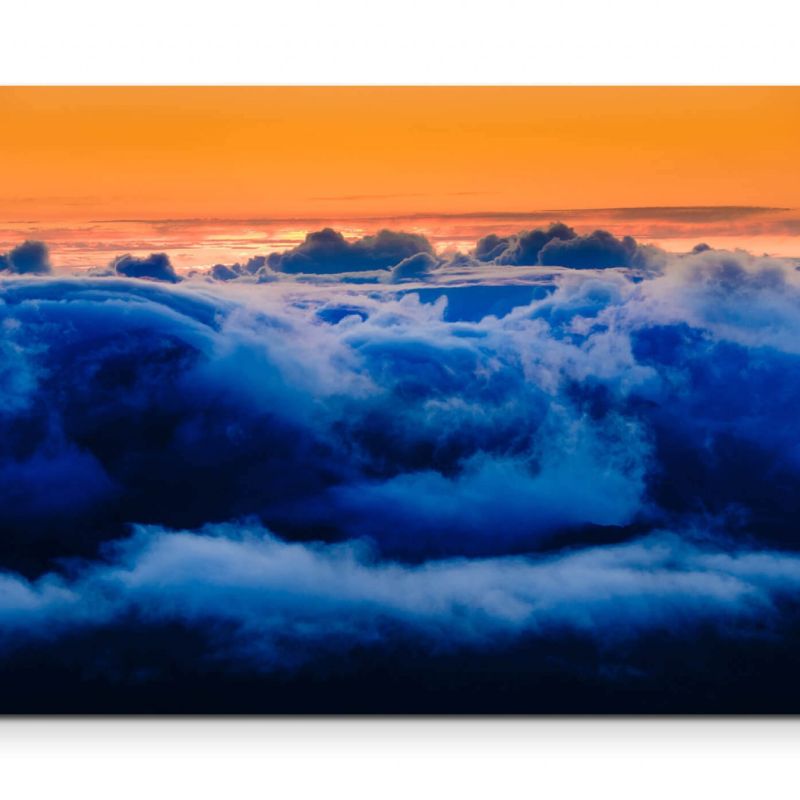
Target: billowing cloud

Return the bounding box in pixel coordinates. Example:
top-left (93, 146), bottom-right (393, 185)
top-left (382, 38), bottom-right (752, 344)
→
top-left (389, 251), bottom-right (440, 283)
top-left (495, 222), bottom-right (578, 266)
top-left (209, 255), bottom-right (269, 281)
top-left (0, 240), bottom-right (52, 275)
top-left (210, 263), bottom-right (239, 281)
top-left (267, 228), bottom-right (433, 274)
top-left (2, 249), bottom-right (800, 567)
top-left (538, 229), bottom-right (642, 268)
top-left (474, 233), bottom-right (512, 262)
top-left (2, 521), bottom-right (800, 711)
top-left (111, 252), bottom-right (181, 282)
top-left (2, 523), bottom-right (799, 657)
top-left (2, 241), bottom-right (800, 709)
top-left (474, 223), bottom-right (577, 265)
top-left (475, 222), bottom-right (577, 267)
top-left (473, 225), bottom-right (662, 271)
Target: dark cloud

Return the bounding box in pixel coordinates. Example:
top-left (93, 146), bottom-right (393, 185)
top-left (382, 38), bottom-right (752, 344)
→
top-left (496, 222), bottom-right (578, 266)
top-left (473, 223), bottom-right (578, 266)
top-left (390, 251), bottom-right (440, 283)
top-left (2, 523), bottom-right (800, 711)
top-left (0, 240), bottom-right (52, 275)
top-left (210, 263), bottom-right (239, 281)
top-left (111, 252), bottom-right (181, 282)
top-left (3, 251), bottom-right (800, 567)
top-left (268, 228), bottom-right (433, 274)
top-left (241, 255), bottom-right (267, 274)
top-left (473, 226), bottom-right (657, 270)
top-left (538, 229), bottom-right (642, 268)
top-left (474, 233), bottom-right (512, 262)
top-left (209, 255), bottom-right (269, 281)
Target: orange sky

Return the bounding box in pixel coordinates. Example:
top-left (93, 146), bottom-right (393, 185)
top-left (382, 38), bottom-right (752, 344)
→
top-left (1, 87), bottom-right (799, 267)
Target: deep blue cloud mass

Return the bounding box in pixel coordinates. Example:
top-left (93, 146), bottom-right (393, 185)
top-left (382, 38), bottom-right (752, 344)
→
top-left (2, 240), bottom-right (800, 711)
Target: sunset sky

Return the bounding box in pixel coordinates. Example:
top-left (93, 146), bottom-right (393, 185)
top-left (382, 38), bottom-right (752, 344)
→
top-left (1, 86), bottom-right (799, 268)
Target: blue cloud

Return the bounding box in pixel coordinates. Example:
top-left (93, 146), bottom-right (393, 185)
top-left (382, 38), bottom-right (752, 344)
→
top-left (111, 252), bottom-right (181, 282)
top-left (3, 249), bottom-right (800, 569)
top-left (538, 229), bottom-right (641, 268)
top-left (209, 255), bottom-right (269, 281)
top-left (0, 241), bottom-right (52, 275)
top-left (2, 523), bottom-right (800, 674)
top-left (474, 233), bottom-right (512, 261)
top-left (2, 242), bottom-right (800, 709)
top-left (475, 223), bottom-right (577, 266)
top-left (389, 251), bottom-right (440, 283)
top-left (268, 228), bottom-right (433, 274)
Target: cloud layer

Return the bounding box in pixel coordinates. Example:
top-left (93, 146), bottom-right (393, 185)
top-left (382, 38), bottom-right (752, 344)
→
top-left (3, 523), bottom-right (799, 662)
top-left (2, 237), bottom-right (800, 709)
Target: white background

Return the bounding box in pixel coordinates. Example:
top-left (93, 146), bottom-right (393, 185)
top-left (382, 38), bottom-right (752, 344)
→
top-left (1, 0), bottom-right (799, 85)
top-left (1, 719), bottom-right (799, 798)
top-left (1, 0), bottom-right (799, 795)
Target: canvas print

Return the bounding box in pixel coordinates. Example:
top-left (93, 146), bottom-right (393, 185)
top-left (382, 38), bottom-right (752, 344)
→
top-left (1, 86), bottom-right (800, 713)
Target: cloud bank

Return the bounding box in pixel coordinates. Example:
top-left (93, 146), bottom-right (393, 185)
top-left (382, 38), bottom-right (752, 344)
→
top-left (3, 524), bottom-right (799, 662)
top-left (2, 237), bottom-right (800, 709)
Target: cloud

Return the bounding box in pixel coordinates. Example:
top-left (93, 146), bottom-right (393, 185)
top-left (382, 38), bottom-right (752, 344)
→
top-left (210, 263), bottom-right (239, 281)
top-left (472, 225), bottom-right (664, 271)
top-left (209, 256), bottom-right (269, 281)
top-left (474, 233), bottom-right (512, 262)
top-left (2, 523), bottom-right (800, 674)
top-left (495, 223), bottom-right (578, 266)
top-left (3, 243), bottom-right (800, 707)
top-left (268, 228), bottom-right (433, 274)
top-left (473, 223), bottom-right (578, 266)
top-left (3, 247), bottom-right (800, 569)
top-left (324, 440), bottom-right (646, 557)
top-left (111, 252), bottom-right (181, 282)
top-left (389, 252), bottom-right (440, 283)
top-left (538, 229), bottom-right (642, 268)
top-left (0, 241), bottom-right (52, 275)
